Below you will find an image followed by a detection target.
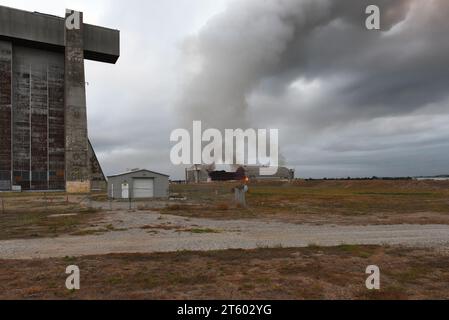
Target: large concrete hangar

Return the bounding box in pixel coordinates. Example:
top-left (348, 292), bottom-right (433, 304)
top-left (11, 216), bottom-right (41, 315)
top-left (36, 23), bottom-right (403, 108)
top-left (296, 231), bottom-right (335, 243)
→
top-left (0, 6), bottom-right (120, 192)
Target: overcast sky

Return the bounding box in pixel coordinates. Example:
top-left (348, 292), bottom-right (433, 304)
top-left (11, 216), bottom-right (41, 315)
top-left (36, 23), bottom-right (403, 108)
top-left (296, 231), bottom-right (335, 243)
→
top-left (3, 0), bottom-right (449, 179)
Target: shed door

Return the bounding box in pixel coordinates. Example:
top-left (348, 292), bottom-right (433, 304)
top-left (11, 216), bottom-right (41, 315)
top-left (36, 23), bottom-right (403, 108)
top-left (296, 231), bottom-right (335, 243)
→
top-left (133, 178), bottom-right (154, 198)
top-left (121, 183), bottom-right (129, 199)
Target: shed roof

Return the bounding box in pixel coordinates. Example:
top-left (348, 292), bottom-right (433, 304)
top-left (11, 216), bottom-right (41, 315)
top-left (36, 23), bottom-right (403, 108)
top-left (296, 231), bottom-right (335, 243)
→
top-left (107, 169), bottom-right (170, 179)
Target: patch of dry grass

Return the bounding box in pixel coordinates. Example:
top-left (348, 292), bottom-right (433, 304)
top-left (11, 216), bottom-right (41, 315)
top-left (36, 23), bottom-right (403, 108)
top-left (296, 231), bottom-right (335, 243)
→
top-left (0, 194), bottom-right (104, 240)
top-left (1, 245), bottom-right (448, 300)
top-left (140, 223), bottom-right (220, 234)
top-left (167, 180), bottom-right (449, 225)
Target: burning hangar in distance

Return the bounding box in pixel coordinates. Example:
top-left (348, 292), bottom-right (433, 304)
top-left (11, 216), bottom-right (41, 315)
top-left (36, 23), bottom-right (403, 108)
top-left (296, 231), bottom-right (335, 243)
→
top-left (0, 6), bottom-right (120, 192)
top-left (186, 165), bottom-right (295, 184)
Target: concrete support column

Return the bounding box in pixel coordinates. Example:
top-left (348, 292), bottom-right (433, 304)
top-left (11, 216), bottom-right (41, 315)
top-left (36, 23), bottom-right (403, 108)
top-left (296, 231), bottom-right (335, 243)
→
top-left (64, 10), bottom-right (90, 193)
top-left (0, 41), bottom-right (12, 191)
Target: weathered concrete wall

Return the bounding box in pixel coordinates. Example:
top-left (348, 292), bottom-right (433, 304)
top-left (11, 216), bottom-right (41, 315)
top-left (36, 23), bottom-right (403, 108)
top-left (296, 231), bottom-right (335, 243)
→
top-left (0, 41), bottom-right (11, 190)
top-left (83, 24), bottom-right (120, 64)
top-left (30, 57), bottom-right (49, 190)
top-left (64, 11), bottom-right (90, 194)
top-left (12, 46), bottom-right (65, 190)
top-left (12, 48), bottom-right (31, 190)
top-left (4, 40), bottom-right (102, 193)
top-left (0, 5), bottom-right (119, 63)
top-left (0, 7), bottom-right (119, 192)
top-left (66, 181), bottom-right (90, 194)
top-left (48, 62), bottom-right (65, 190)
top-left (89, 140), bottom-right (107, 192)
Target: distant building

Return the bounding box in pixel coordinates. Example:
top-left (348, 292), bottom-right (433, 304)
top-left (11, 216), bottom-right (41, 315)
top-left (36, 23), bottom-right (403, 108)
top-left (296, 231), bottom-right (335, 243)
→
top-left (239, 166), bottom-right (295, 181)
top-left (209, 167), bottom-right (246, 182)
top-left (186, 164), bottom-right (295, 183)
top-left (185, 165), bottom-right (214, 183)
top-left (415, 176), bottom-right (449, 181)
top-left (108, 169), bottom-right (169, 199)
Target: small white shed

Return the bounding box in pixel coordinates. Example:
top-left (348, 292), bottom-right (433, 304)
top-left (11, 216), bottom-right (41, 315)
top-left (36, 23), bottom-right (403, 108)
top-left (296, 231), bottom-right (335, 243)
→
top-left (107, 169), bottom-right (169, 199)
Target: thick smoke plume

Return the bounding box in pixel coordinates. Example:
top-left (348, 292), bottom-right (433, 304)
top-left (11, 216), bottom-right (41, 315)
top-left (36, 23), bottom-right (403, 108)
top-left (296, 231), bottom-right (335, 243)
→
top-left (178, 0), bottom-right (413, 130)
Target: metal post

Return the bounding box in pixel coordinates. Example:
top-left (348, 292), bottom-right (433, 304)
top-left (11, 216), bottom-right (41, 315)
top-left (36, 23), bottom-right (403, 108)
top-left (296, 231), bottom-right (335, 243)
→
top-left (234, 184), bottom-right (248, 208)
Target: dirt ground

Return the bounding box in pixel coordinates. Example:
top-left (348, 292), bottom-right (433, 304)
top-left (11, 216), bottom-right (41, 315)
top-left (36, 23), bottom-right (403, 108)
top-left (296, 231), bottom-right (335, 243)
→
top-left (1, 245), bottom-right (448, 300)
top-left (1, 180), bottom-right (449, 300)
top-left (1, 180), bottom-right (449, 243)
top-left (1, 210), bottom-right (449, 260)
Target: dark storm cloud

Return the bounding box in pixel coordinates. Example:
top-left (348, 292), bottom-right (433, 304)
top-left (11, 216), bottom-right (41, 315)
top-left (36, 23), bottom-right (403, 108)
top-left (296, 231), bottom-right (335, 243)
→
top-left (178, 0), bottom-right (449, 177)
top-left (179, 0), bottom-right (421, 127)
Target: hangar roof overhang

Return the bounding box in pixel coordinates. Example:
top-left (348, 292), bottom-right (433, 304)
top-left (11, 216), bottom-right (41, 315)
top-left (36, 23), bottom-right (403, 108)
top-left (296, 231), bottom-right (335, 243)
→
top-left (0, 5), bottom-right (120, 64)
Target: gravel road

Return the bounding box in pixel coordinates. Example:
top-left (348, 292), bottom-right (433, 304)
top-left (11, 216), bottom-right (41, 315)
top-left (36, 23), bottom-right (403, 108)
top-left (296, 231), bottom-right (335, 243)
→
top-left (1, 211), bottom-right (449, 260)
